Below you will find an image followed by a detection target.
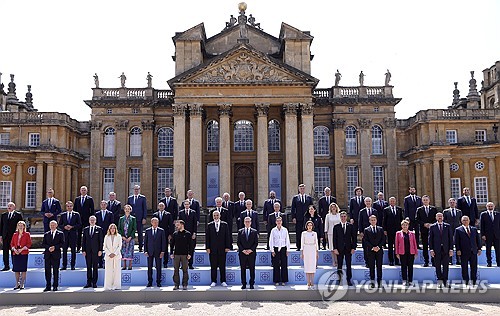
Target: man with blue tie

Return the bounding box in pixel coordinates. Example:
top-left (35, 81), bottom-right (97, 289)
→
top-left (239, 200), bottom-right (259, 233)
top-left (416, 195), bottom-right (438, 267)
top-left (58, 201), bottom-right (82, 270)
top-left (291, 184), bottom-right (313, 250)
top-left (74, 186), bottom-right (95, 253)
top-left (237, 217), bottom-right (258, 289)
top-left (383, 197), bottom-right (404, 266)
top-left (160, 187), bottom-right (179, 220)
top-left (457, 187), bottom-right (480, 226)
top-left (106, 192), bottom-right (122, 225)
top-left (403, 187), bottom-right (423, 249)
top-left (144, 217), bottom-right (167, 287)
top-left (373, 192), bottom-right (388, 231)
top-left (443, 198), bottom-right (463, 265)
top-left (348, 186), bottom-right (365, 229)
top-left (127, 185), bottom-right (147, 252)
top-left (42, 220), bottom-right (65, 291)
top-left (479, 202), bottom-right (500, 267)
top-left (429, 213), bottom-right (453, 287)
top-left (96, 200), bottom-right (114, 268)
top-left (152, 202), bottom-right (174, 268)
top-left (359, 197), bottom-right (379, 267)
top-left (364, 215), bottom-right (384, 288)
top-left (82, 216), bottom-right (103, 288)
top-left (40, 189), bottom-right (62, 233)
top-left (454, 216), bottom-right (482, 286)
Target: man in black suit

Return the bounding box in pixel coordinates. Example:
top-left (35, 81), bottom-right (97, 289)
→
top-left (42, 220), bottom-right (65, 291)
top-left (263, 191), bottom-right (282, 250)
top-left (454, 216), bottom-right (482, 285)
top-left (82, 216), bottom-right (104, 288)
top-left (152, 202), bottom-right (174, 268)
top-left (429, 213), bottom-right (454, 287)
top-left (106, 192), bottom-right (122, 225)
top-left (222, 192), bottom-right (235, 242)
top-left (443, 198), bottom-right (462, 265)
top-left (234, 191), bottom-right (247, 228)
top-left (457, 187), bottom-right (479, 226)
top-left (209, 197), bottom-right (232, 226)
top-left (291, 184), bottom-right (313, 250)
top-left (40, 188), bottom-right (62, 233)
top-left (0, 202), bottom-right (23, 271)
top-left (480, 202), bottom-right (500, 267)
top-left (333, 211), bottom-right (357, 286)
top-left (403, 187), bottom-right (423, 248)
top-left (160, 187), bottom-right (179, 220)
top-left (58, 201), bottom-right (82, 270)
top-left (74, 186), bottom-right (95, 252)
top-left (359, 197), bottom-right (378, 267)
top-left (416, 195), bottom-right (438, 266)
top-left (268, 202), bottom-right (287, 231)
top-left (206, 210), bottom-right (231, 286)
top-left (239, 200), bottom-right (259, 233)
top-left (178, 200), bottom-right (198, 269)
top-left (364, 215), bottom-right (384, 288)
top-left (96, 200), bottom-right (114, 268)
top-left (185, 190), bottom-right (201, 223)
top-left (348, 186), bottom-right (365, 229)
top-left (144, 217), bottom-right (167, 287)
top-left (373, 192), bottom-right (388, 231)
top-left (237, 216), bottom-right (259, 289)
top-left (383, 197), bottom-right (404, 266)
top-left (318, 187), bottom-right (336, 250)
top-left (127, 185), bottom-right (148, 252)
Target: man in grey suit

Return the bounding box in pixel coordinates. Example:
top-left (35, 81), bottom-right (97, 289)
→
top-left (443, 198), bottom-right (462, 265)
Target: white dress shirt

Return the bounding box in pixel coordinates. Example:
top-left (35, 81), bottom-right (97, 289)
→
top-left (269, 226), bottom-right (291, 252)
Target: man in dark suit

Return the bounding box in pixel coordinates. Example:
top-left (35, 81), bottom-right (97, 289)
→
top-left (415, 195), bottom-right (438, 266)
top-left (373, 192), bottom-right (388, 230)
top-left (364, 215), bottom-right (385, 288)
top-left (443, 198), bottom-right (462, 265)
top-left (348, 186), bottom-right (365, 229)
top-left (403, 187), bottom-right (423, 248)
top-left (237, 216), bottom-right (259, 289)
top-left (159, 187), bottom-right (179, 220)
top-left (429, 213), bottom-right (454, 287)
top-left (268, 202), bottom-right (287, 231)
top-left (96, 200), bottom-right (114, 268)
top-left (222, 192), bottom-right (236, 243)
top-left (82, 216), bottom-right (104, 288)
top-left (40, 188), bottom-right (62, 233)
top-left (263, 191), bottom-right (282, 250)
top-left (359, 197), bottom-right (379, 267)
top-left (42, 220), bottom-right (65, 291)
top-left (234, 192), bottom-right (247, 228)
top-left (209, 197), bottom-right (232, 226)
top-left (383, 197), bottom-right (404, 266)
top-left (480, 202), bottom-right (500, 267)
top-left (185, 189), bottom-right (201, 223)
top-left (239, 200), bottom-right (259, 233)
top-left (206, 210), bottom-right (231, 286)
top-left (152, 202), bottom-right (174, 268)
top-left (333, 211), bottom-right (357, 286)
top-left (106, 192), bottom-right (122, 225)
top-left (454, 216), bottom-right (482, 285)
top-left (58, 201), bottom-right (82, 270)
top-left (74, 186), bottom-right (95, 252)
top-left (178, 200), bottom-right (198, 269)
top-left (127, 185), bottom-right (147, 252)
top-left (318, 187), bottom-right (336, 250)
top-left (291, 184), bottom-right (313, 250)
top-left (144, 217), bottom-right (167, 287)
top-left (0, 202), bottom-right (23, 271)
top-left (457, 187), bottom-right (479, 226)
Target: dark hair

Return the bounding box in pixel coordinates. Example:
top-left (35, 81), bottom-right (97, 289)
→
top-left (177, 220), bottom-right (185, 226)
top-left (307, 205), bottom-right (318, 218)
top-left (305, 220), bottom-right (315, 230)
top-left (354, 186), bottom-right (364, 194)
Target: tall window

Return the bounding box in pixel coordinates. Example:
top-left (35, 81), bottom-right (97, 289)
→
top-left (0, 181), bottom-right (12, 208)
top-left (346, 166), bottom-right (358, 199)
top-left (450, 178), bottom-right (461, 200)
top-left (371, 125), bottom-right (383, 155)
top-left (157, 168), bottom-right (173, 202)
top-left (372, 166), bottom-right (385, 197)
top-left (25, 181), bottom-right (36, 209)
top-left (446, 130), bottom-right (457, 144)
top-left (475, 130), bottom-right (486, 142)
top-left (206, 121), bottom-right (219, 152)
top-left (474, 177), bottom-right (488, 204)
top-left (0, 133), bottom-right (10, 145)
top-left (103, 127), bottom-right (116, 157)
top-left (268, 120), bottom-right (280, 152)
top-left (129, 168), bottom-right (141, 195)
top-left (345, 126), bottom-right (357, 156)
top-left (29, 133), bottom-right (40, 147)
top-left (103, 168), bottom-right (115, 200)
top-left (158, 127), bottom-right (174, 157)
top-left (313, 126), bottom-right (330, 156)
top-left (234, 120), bottom-right (254, 152)
top-left (314, 167), bottom-right (330, 198)
top-left (130, 127), bottom-right (142, 157)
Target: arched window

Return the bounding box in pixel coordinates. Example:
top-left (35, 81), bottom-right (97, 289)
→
top-left (103, 127), bottom-right (116, 157)
top-left (130, 127), bottom-right (142, 157)
top-left (234, 120), bottom-right (254, 152)
top-left (371, 125), bottom-right (383, 155)
top-left (158, 127), bottom-right (174, 157)
top-left (268, 119), bottom-right (280, 152)
top-left (345, 126), bottom-right (357, 156)
top-left (207, 120), bottom-right (219, 152)
top-left (313, 126), bottom-right (330, 156)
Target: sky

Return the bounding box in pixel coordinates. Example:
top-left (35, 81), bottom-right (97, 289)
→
top-left (1, 0), bottom-right (499, 119)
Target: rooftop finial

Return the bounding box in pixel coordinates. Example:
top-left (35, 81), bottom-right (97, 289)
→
top-left (237, 2), bottom-right (249, 43)
top-left (467, 70), bottom-right (480, 99)
top-left (238, 2), bottom-right (247, 14)
top-left (0, 72), bottom-right (4, 95)
top-left (25, 85), bottom-right (33, 106)
top-left (452, 82), bottom-right (460, 105)
top-left (7, 74), bottom-right (18, 101)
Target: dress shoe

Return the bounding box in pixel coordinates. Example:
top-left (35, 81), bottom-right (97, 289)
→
top-left (92, 284), bottom-right (97, 288)
top-left (249, 285), bottom-right (254, 289)
top-left (221, 282), bottom-right (227, 287)
top-left (52, 287), bottom-right (58, 291)
top-left (157, 283), bottom-right (161, 287)
top-left (84, 284), bottom-right (91, 288)
top-left (146, 283), bottom-right (152, 287)
top-left (281, 282), bottom-right (286, 286)
top-left (128, 267), bottom-right (132, 270)
top-left (241, 284), bottom-right (247, 289)
top-left (61, 267), bottom-right (67, 271)
top-left (275, 283), bottom-right (279, 286)
top-left (389, 262), bottom-right (394, 266)
top-left (189, 265), bottom-right (194, 269)
top-left (370, 283), bottom-right (375, 288)
top-left (71, 267), bottom-right (76, 270)
top-left (14, 283), bottom-right (21, 290)
top-left (347, 281), bottom-right (353, 286)
top-left (1, 267), bottom-right (10, 271)
top-left (487, 263), bottom-right (492, 267)
top-left (173, 285), bottom-right (179, 290)
top-left (139, 248), bottom-right (143, 252)
top-left (423, 263), bottom-right (429, 267)
top-left (122, 267), bottom-right (127, 270)
top-left (182, 285), bottom-right (188, 290)
top-left (98, 265), bottom-right (103, 269)
top-left (43, 287), bottom-right (51, 292)
top-left (163, 264), bottom-right (168, 269)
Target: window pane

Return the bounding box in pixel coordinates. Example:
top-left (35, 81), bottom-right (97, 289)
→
top-left (104, 127), bottom-right (116, 157)
top-left (29, 133), bottom-right (40, 147)
top-left (0, 133), bottom-right (10, 145)
top-left (450, 178), bottom-right (461, 200)
top-left (475, 130), bottom-right (486, 142)
top-left (103, 168), bottom-right (115, 200)
top-left (129, 168), bottom-right (141, 195)
top-left (474, 177), bottom-right (488, 204)
top-left (446, 130), bottom-right (457, 144)
top-left (371, 126), bottom-right (383, 155)
top-left (234, 120), bottom-right (254, 152)
top-left (207, 121), bottom-right (219, 152)
top-left (130, 127), bottom-right (142, 157)
top-left (314, 167), bottom-right (330, 198)
top-left (25, 181), bottom-right (36, 209)
top-left (0, 181), bottom-right (12, 208)
top-left (313, 126), bottom-right (330, 156)
top-left (372, 166), bottom-right (384, 198)
top-left (157, 168), bottom-right (173, 202)
top-left (346, 166), bottom-right (358, 200)
top-left (158, 127), bottom-right (174, 157)
top-left (268, 120), bottom-right (280, 152)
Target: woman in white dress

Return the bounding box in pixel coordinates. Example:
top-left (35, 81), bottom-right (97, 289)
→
top-left (324, 202), bottom-right (341, 267)
top-left (103, 223), bottom-right (122, 290)
top-left (301, 220), bottom-right (318, 289)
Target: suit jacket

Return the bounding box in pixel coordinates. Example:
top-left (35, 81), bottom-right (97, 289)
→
top-left (480, 211), bottom-right (500, 240)
top-left (159, 196), bottom-right (179, 220)
top-left (182, 198), bottom-right (200, 222)
top-left (58, 211), bottom-right (82, 235)
top-left (304, 215), bottom-right (324, 239)
top-left (74, 195), bottom-right (95, 223)
top-left (332, 222), bottom-right (357, 251)
top-left (178, 209), bottom-right (198, 234)
top-left (0, 211), bottom-right (24, 239)
top-left (363, 225), bottom-right (385, 250)
top-left (358, 208), bottom-right (379, 233)
top-left (42, 230), bottom-right (65, 259)
top-left (95, 209), bottom-right (114, 234)
top-left (222, 200), bottom-right (236, 223)
top-left (263, 198), bottom-right (282, 222)
top-left (152, 211), bottom-right (174, 236)
top-left (237, 227), bottom-right (258, 253)
top-left (416, 205), bottom-right (438, 229)
top-left (454, 226), bottom-right (481, 256)
top-left (429, 222), bottom-right (454, 252)
top-left (318, 195), bottom-right (337, 220)
top-left (208, 207), bottom-right (231, 224)
top-left (118, 215), bottom-right (137, 238)
top-left (127, 194), bottom-right (148, 221)
top-left (443, 208), bottom-right (462, 232)
top-left (291, 194), bottom-right (313, 222)
top-left (239, 209), bottom-right (259, 232)
top-left (383, 206), bottom-right (404, 232)
top-left (403, 195), bottom-right (423, 223)
top-left (349, 196), bottom-right (366, 224)
top-left (10, 232), bottom-right (32, 255)
top-left (144, 227), bottom-right (167, 256)
top-left (205, 221), bottom-right (231, 254)
top-left (457, 196), bottom-right (479, 222)
top-left (82, 225), bottom-right (104, 255)
top-left (106, 200), bottom-right (122, 225)
top-left (40, 198), bottom-right (62, 223)
top-left (234, 200), bottom-right (247, 223)
top-left (395, 230), bottom-right (418, 255)
top-left (373, 200), bottom-right (388, 224)
top-left (267, 212), bottom-right (287, 230)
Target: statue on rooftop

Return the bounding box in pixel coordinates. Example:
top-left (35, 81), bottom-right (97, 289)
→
top-left (94, 73), bottom-right (99, 88)
top-left (359, 71), bottom-right (365, 86)
top-left (385, 69), bottom-right (391, 86)
top-left (334, 69), bottom-right (342, 87)
top-left (248, 14), bottom-right (261, 29)
top-left (226, 15), bottom-right (237, 28)
top-left (119, 72), bottom-right (126, 88)
top-left (147, 72), bottom-right (153, 88)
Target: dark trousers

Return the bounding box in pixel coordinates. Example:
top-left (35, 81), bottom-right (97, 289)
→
top-left (209, 252), bottom-right (227, 283)
top-left (485, 237), bottom-right (500, 265)
top-left (361, 239), bottom-right (369, 265)
top-left (44, 255), bottom-right (60, 288)
top-left (367, 249), bottom-right (383, 283)
top-left (266, 225), bottom-right (271, 249)
top-left (461, 252), bottom-right (478, 284)
top-left (137, 221), bottom-right (144, 250)
top-left (387, 231), bottom-right (399, 264)
top-left (2, 236), bottom-right (12, 267)
top-left (337, 249), bottom-right (353, 282)
top-left (62, 232), bottom-right (77, 268)
top-left (399, 253), bottom-right (414, 282)
top-left (85, 253), bottom-right (99, 285)
top-left (296, 220), bottom-right (304, 250)
top-left (410, 222), bottom-right (420, 247)
top-left (188, 237), bottom-right (196, 266)
top-left (77, 217), bottom-right (90, 251)
top-left (272, 247), bottom-right (288, 283)
top-left (420, 227), bottom-right (430, 263)
top-left (434, 249), bottom-right (450, 283)
top-left (147, 255), bottom-right (162, 284)
top-left (239, 252), bottom-right (256, 285)
top-left (163, 241), bottom-right (170, 267)
top-left (173, 255), bottom-right (189, 286)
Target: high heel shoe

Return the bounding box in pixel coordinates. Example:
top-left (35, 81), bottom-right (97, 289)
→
top-left (20, 279), bottom-right (25, 290)
top-left (14, 282), bottom-right (21, 290)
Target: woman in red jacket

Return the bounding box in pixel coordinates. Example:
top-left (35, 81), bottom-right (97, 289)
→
top-left (395, 219), bottom-right (418, 286)
top-left (10, 221), bottom-right (32, 290)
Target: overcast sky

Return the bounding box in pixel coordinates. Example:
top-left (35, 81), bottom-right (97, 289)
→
top-left (2, 0), bottom-right (499, 119)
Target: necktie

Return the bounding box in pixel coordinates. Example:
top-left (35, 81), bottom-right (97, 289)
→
top-left (216, 222), bottom-right (219, 232)
top-left (392, 207), bottom-right (396, 216)
top-left (166, 197), bottom-right (170, 207)
top-left (91, 227), bottom-right (94, 237)
top-left (358, 197), bottom-right (361, 205)
top-left (102, 212), bottom-right (105, 222)
top-left (302, 195), bottom-right (304, 204)
top-left (52, 232), bottom-right (55, 240)
top-left (81, 196), bottom-right (84, 206)
top-left (466, 227), bottom-right (470, 236)
top-left (246, 228), bottom-right (249, 239)
top-left (467, 197), bottom-right (471, 206)
top-left (48, 198), bottom-right (52, 208)
top-left (452, 209), bottom-right (456, 217)
top-left (439, 224), bottom-right (443, 234)
top-left (490, 212), bottom-right (494, 221)
top-left (368, 208), bottom-right (371, 217)
top-left (187, 209), bottom-right (190, 217)
top-left (343, 223), bottom-right (346, 234)
top-left (425, 207), bottom-right (429, 216)
top-left (241, 201), bottom-right (244, 207)
top-left (134, 196), bottom-right (137, 204)
top-left (327, 196), bottom-right (330, 205)
top-left (412, 195), bottom-right (415, 203)
top-left (159, 212), bottom-right (163, 221)
top-left (372, 226), bottom-right (375, 234)
top-left (68, 213), bottom-right (72, 222)
top-left (112, 200), bottom-right (115, 207)
top-left (153, 229), bottom-right (156, 237)
top-left (8, 212), bottom-right (12, 220)
top-left (275, 212), bottom-right (279, 218)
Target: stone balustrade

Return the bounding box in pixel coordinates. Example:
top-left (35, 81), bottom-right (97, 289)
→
top-left (398, 108), bottom-right (500, 129)
top-left (92, 87), bottom-right (174, 100)
top-left (313, 85), bottom-right (393, 99)
top-left (0, 111), bottom-right (90, 131)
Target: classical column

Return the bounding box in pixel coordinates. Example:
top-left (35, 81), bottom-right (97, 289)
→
top-left (72, 168), bottom-right (79, 199)
top-left (46, 162), bottom-right (54, 190)
top-left (415, 160), bottom-right (423, 195)
top-left (488, 157), bottom-right (498, 203)
top-left (358, 118), bottom-right (373, 197)
top-left (384, 118), bottom-right (398, 196)
top-left (89, 121), bottom-right (102, 200)
top-left (189, 104), bottom-right (203, 205)
top-left (301, 103), bottom-right (314, 195)
top-left (141, 120), bottom-right (155, 209)
top-left (15, 163), bottom-right (23, 208)
top-left (283, 103), bottom-right (299, 205)
top-left (115, 120), bottom-right (129, 199)
top-left (442, 157), bottom-right (452, 203)
top-left (218, 104), bottom-right (232, 196)
top-left (36, 162), bottom-right (44, 209)
top-left (65, 165), bottom-right (72, 202)
top-left (332, 118), bottom-right (346, 203)
top-left (256, 103), bottom-right (269, 204)
top-left (173, 104), bottom-right (187, 201)
top-left (463, 158), bottom-right (471, 190)
top-left (433, 158), bottom-right (442, 208)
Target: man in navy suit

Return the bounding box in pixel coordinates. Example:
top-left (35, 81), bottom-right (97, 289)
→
top-left (209, 197), bottom-right (232, 226)
top-left (206, 210), bottom-right (231, 286)
top-left (152, 202), bottom-right (174, 268)
top-left (403, 187), bottom-right (423, 248)
top-left (239, 200), bottom-right (259, 233)
top-left (318, 187), bottom-right (336, 250)
top-left (359, 197), bottom-right (379, 267)
top-left (268, 202), bottom-right (287, 230)
top-left (348, 186), bottom-right (365, 229)
top-left (263, 191), bottom-right (282, 250)
top-left (106, 192), bottom-right (122, 225)
top-left (291, 184), bottom-right (313, 250)
top-left (457, 187), bottom-right (479, 226)
top-left (96, 200), bottom-right (114, 268)
top-left (160, 187), bottom-right (179, 220)
top-left (40, 188), bottom-right (62, 233)
top-left (237, 216), bottom-right (259, 289)
top-left (144, 217), bottom-right (167, 287)
top-left (127, 185), bottom-right (148, 252)
top-left (333, 211), bottom-right (357, 286)
top-left (185, 190), bottom-right (201, 223)
top-left (416, 195), bottom-right (438, 266)
top-left (222, 192), bottom-right (236, 242)
top-left (364, 215), bottom-right (384, 288)
top-left (58, 201), bottom-right (82, 270)
top-left (178, 200), bottom-right (198, 269)
top-left (74, 186), bottom-right (95, 252)
top-left (443, 198), bottom-right (463, 265)
top-left (234, 192), bottom-right (247, 228)
top-left (429, 213), bottom-right (454, 287)
top-left (383, 197), bottom-right (404, 266)
top-left (454, 216), bottom-right (482, 285)
top-left (479, 202), bottom-right (500, 267)
top-left (1, 202), bottom-right (24, 271)
top-left (82, 216), bottom-right (103, 288)
top-left (373, 192), bottom-right (388, 231)
top-left (42, 220), bottom-right (65, 291)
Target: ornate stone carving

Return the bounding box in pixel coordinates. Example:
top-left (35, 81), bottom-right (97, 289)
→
top-left (90, 121), bottom-right (103, 131)
top-left (301, 103), bottom-right (314, 115)
top-left (141, 119), bottom-right (155, 131)
top-left (383, 117), bottom-right (397, 128)
top-left (172, 103), bottom-right (187, 116)
top-left (116, 120), bottom-right (129, 130)
top-left (283, 103), bottom-right (298, 115)
top-left (332, 118), bottom-right (346, 129)
top-left (255, 103), bottom-right (269, 116)
top-left (218, 103), bottom-right (232, 117)
top-left (188, 103), bottom-right (203, 116)
top-left (357, 118), bottom-right (371, 129)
